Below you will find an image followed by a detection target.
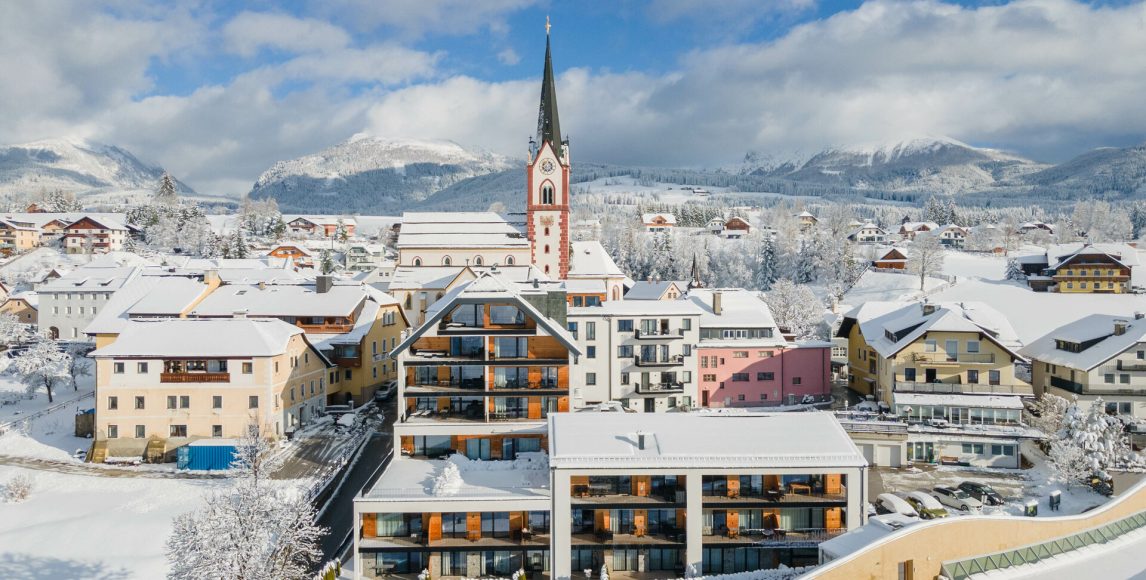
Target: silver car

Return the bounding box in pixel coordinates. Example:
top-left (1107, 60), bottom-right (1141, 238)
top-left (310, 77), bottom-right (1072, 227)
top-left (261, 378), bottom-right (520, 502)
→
top-left (932, 485), bottom-right (983, 513)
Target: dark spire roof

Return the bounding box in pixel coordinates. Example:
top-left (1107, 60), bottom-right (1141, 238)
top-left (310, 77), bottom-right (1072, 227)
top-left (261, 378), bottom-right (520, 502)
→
top-left (537, 31), bottom-right (562, 157)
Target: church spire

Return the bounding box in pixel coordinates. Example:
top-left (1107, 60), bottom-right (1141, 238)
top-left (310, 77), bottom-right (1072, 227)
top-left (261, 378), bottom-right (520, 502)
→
top-left (537, 18), bottom-right (563, 157)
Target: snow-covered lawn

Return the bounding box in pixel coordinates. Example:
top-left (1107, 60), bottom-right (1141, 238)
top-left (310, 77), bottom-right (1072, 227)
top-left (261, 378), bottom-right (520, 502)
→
top-left (842, 271), bottom-right (947, 306)
top-left (0, 370), bottom-right (96, 462)
top-left (0, 464), bottom-right (222, 578)
top-left (940, 252), bottom-right (1007, 281)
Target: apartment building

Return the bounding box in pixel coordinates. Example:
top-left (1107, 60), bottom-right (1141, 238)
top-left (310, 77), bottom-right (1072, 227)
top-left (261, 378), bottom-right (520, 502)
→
top-left (0, 217), bottom-right (41, 253)
top-left (63, 215), bottom-right (135, 254)
top-left (687, 289), bottom-right (831, 408)
top-left (91, 317), bottom-right (332, 460)
top-left (549, 412), bottom-right (868, 579)
top-left (567, 300), bottom-right (702, 412)
top-left (354, 273), bottom-right (579, 580)
top-left (1023, 314), bottom-right (1146, 420)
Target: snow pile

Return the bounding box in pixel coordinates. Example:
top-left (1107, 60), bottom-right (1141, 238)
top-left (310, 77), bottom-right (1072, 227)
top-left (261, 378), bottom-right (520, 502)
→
top-left (431, 462), bottom-right (463, 497)
top-left (336, 413), bottom-right (356, 428)
top-left (447, 451), bottom-right (548, 473)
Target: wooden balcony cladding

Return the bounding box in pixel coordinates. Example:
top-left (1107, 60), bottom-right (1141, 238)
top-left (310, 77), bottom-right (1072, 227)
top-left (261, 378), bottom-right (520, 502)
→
top-left (297, 322), bottom-right (354, 333)
top-left (530, 335), bottom-right (569, 359)
top-left (160, 372), bottom-right (229, 383)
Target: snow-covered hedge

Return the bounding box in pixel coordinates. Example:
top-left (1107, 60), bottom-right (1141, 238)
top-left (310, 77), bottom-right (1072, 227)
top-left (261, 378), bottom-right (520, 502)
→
top-left (3, 474), bottom-right (33, 503)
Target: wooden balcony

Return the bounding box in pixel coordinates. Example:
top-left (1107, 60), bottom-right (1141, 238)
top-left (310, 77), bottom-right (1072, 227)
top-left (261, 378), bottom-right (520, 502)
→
top-left (160, 372), bottom-right (230, 383)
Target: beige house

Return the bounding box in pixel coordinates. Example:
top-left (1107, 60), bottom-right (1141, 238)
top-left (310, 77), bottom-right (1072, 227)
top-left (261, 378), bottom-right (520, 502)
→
top-left (0, 291), bottom-right (38, 325)
top-left (91, 318), bottom-right (332, 460)
top-left (838, 301), bottom-right (1029, 403)
top-left (1022, 314), bottom-right (1146, 419)
top-left (0, 218), bottom-right (41, 253)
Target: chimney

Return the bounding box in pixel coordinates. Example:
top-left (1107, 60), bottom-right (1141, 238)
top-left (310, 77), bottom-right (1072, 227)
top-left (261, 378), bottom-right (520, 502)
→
top-left (316, 275), bottom-right (333, 294)
top-left (713, 291), bottom-right (723, 316)
top-left (233, 309), bottom-right (248, 319)
top-left (203, 269), bottom-right (221, 288)
top-left (922, 302), bottom-right (937, 316)
top-left (637, 431), bottom-right (648, 450)
top-left (257, 281), bottom-right (267, 291)
top-left (1115, 319), bottom-right (1129, 336)
top-left (1136, 312), bottom-right (1145, 321)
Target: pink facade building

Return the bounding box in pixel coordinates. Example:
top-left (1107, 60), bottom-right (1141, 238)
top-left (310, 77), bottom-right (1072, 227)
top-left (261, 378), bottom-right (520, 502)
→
top-left (687, 289), bottom-right (832, 408)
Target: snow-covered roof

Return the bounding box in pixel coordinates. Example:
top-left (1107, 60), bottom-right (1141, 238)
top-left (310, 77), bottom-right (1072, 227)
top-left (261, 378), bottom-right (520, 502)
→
top-left (361, 454), bottom-right (550, 503)
top-left (686, 288), bottom-right (784, 336)
top-left (91, 318), bottom-right (321, 359)
top-left (190, 284), bottom-right (365, 318)
top-left (625, 281), bottom-right (686, 301)
top-left (900, 221), bottom-right (939, 232)
top-left (1048, 243), bottom-right (1136, 270)
top-left (397, 212), bottom-right (528, 249)
top-left (567, 240), bottom-right (624, 278)
top-left (283, 215), bottom-right (357, 227)
top-left (309, 299), bottom-right (380, 350)
top-left (641, 213), bottom-right (677, 225)
top-left (892, 392), bottom-right (1025, 410)
top-left (37, 266), bottom-right (140, 293)
top-left (3, 291), bottom-right (37, 308)
top-left (548, 412), bottom-right (867, 469)
top-left (563, 279), bottom-right (607, 294)
top-left (841, 301), bottom-right (1024, 360)
top-left (388, 264), bottom-right (546, 291)
top-left (1019, 314), bottom-right (1146, 371)
top-left (129, 278), bottom-right (211, 316)
top-left (819, 514), bottom-right (921, 560)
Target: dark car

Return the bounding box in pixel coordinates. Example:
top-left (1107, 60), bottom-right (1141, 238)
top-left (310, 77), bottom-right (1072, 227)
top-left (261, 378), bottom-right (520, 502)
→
top-left (958, 481), bottom-right (1005, 506)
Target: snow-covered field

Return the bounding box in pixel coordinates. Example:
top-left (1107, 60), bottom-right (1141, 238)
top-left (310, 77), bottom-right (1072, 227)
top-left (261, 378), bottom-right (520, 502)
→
top-left (842, 271), bottom-right (947, 306)
top-left (0, 369), bottom-right (96, 462)
top-left (0, 464), bottom-right (220, 578)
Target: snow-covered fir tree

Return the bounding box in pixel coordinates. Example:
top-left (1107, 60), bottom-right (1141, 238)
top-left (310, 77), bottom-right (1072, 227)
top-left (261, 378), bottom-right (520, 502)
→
top-left (155, 171), bottom-right (179, 204)
top-left (1005, 258), bottom-right (1027, 281)
top-left (1053, 397), bottom-right (1142, 483)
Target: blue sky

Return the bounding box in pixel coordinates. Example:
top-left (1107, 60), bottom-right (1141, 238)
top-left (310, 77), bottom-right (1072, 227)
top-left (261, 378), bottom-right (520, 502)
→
top-left (3, 0), bottom-right (1146, 195)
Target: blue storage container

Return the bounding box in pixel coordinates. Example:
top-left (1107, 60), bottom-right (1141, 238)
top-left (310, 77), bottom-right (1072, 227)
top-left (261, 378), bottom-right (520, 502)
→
top-left (177, 439), bottom-right (238, 471)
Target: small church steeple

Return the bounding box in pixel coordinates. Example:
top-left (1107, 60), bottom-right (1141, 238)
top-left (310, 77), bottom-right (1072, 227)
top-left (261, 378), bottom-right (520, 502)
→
top-left (537, 17), bottom-right (563, 157)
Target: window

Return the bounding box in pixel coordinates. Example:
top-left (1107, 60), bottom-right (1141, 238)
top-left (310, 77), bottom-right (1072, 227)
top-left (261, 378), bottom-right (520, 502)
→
top-left (135, 425), bottom-right (145, 439)
top-left (733, 351), bottom-right (748, 358)
top-left (544, 244), bottom-right (550, 254)
top-left (737, 394), bottom-right (745, 401)
top-left (167, 396), bottom-right (177, 409)
top-left (113, 362), bottom-right (125, 374)
top-left (904, 368), bottom-right (916, 381)
top-left (703, 374), bottom-right (716, 381)
top-left (620, 372), bottom-right (630, 385)
top-left (1121, 374), bottom-right (1131, 384)
top-left (586, 346), bottom-right (596, 359)
top-left (988, 370), bottom-right (1001, 386)
top-left (135, 396), bottom-right (145, 409)
top-left (618, 319), bottom-right (634, 332)
top-left (758, 351), bottom-right (773, 358)
top-left (1106, 374), bottom-right (1116, 384)
top-left (618, 345), bottom-right (633, 358)
top-left (541, 184), bottom-right (555, 205)
top-left (108, 425), bottom-right (118, 439)
top-left (792, 377), bottom-right (802, 385)
top-left (212, 425), bottom-right (223, 438)
top-left (137, 362), bottom-right (148, 373)
top-left (567, 322), bottom-right (578, 338)
top-left (681, 318), bottom-right (692, 330)
top-left (345, 369), bottom-right (352, 380)
top-left (966, 340), bottom-right (980, 353)
top-left (170, 425), bottom-right (187, 437)
top-left (683, 371), bottom-right (691, 382)
top-left (586, 373), bottom-right (597, 386)
top-left (249, 396), bottom-right (259, 409)
top-left (107, 396), bottom-right (118, 410)
top-left (179, 395), bottom-right (190, 409)
top-left (586, 322), bottom-right (596, 341)
top-left (212, 395), bottom-right (222, 409)
top-left (442, 256), bottom-right (452, 266)
top-left (757, 372), bottom-right (775, 381)
top-left (505, 256), bottom-right (515, 265)
top-left (242, 362), bottom-right (253, 374)
top-left (683, 344), bottom-right (691, 356)
top-left (925, 340), bottom-right (937, 352)
top-left (731, 373), bottom-right (749, 382)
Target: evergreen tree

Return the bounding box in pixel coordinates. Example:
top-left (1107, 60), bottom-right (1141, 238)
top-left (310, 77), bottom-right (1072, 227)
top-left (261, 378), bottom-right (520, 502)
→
top-left (155, 172), bottom-right (179, 204)
top-left (755, 235), bottom-right (778, 290)
top-left (229, 230), bottom-right (250, 259)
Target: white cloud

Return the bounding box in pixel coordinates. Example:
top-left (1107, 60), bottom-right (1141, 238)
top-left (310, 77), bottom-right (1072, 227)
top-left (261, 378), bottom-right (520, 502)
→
top-left (497, 48), bottom-right (521, 66)
top-left (223, 12), bottom-right (351, 57)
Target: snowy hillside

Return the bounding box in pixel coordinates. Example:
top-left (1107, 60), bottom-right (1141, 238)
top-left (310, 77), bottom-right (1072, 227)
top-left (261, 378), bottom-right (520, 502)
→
top-left (1023, 143), bottom-right (1146, 198)
top-left (741, 136), bottom-right (1046, 195)
top-left (247, 135), bottom-right (515, 214)
top-left (0, 137), bottom-right (193, 198)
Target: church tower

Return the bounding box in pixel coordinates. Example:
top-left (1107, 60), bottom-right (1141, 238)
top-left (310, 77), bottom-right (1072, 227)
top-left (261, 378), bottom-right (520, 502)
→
top-left (526, 19), bottom-right (571, 279)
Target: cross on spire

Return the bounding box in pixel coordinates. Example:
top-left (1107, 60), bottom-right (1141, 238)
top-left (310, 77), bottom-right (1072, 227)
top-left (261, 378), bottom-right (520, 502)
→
top-left (546, 15), bottom-right (551, 35)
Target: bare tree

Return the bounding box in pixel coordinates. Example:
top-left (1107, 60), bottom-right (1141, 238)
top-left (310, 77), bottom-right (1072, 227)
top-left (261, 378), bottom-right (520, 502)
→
top-left (908, 234), bottom-right (946, 290)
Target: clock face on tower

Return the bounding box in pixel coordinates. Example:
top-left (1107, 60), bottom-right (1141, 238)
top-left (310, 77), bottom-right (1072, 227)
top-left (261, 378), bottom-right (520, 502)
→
top-left (540, 159), bottom-right (556, 174)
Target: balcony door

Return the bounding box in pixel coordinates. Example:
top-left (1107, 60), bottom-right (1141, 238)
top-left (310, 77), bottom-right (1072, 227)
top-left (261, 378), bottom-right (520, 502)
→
top-left (925, 368), bottom-right (937, 383)
top-left (945, 340), bottom-right (958, 362)
top-left (466, 438), bottom-right (491, 460)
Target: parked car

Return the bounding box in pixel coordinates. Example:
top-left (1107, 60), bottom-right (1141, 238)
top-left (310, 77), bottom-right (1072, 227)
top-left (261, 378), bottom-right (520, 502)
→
top-left (874, 493), bottom-right (918, 518)
top-left (374, 380), bottom-right (397, 401)
top-left (905, 491), bottom-right (949, 519)
top-left (932, 486), bottom-right (983, 513)
top-left (958, 481), bottom-right (1005, 506)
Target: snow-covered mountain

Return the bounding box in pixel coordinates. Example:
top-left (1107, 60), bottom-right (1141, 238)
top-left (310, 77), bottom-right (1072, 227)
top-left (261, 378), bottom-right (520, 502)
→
top-left (1023, 143), bottom-right (1146, 198)
top-left (0, 137), bottom-right (193, 198)
top-left (741, 136), bottom-right (1047, 195)
top-left (248, 135), bottom-right (515, 214)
